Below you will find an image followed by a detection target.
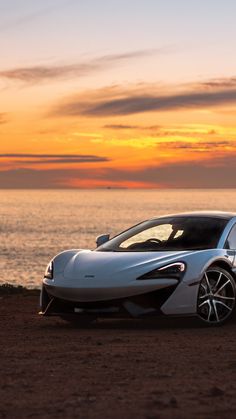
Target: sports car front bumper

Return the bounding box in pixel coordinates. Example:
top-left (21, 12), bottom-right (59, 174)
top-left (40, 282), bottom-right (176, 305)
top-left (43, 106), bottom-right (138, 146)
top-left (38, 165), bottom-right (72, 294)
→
top-left (39, 277), bottom-right (198, 319)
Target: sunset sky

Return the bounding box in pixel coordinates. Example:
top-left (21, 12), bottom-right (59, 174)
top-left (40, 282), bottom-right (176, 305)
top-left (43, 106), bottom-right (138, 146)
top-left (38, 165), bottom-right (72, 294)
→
top-left (1, 0), bottom-right (236, 188)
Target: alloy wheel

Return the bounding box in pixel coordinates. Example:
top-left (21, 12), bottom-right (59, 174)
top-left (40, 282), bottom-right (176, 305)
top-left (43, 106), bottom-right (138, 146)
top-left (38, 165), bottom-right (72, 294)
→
top-left (197, 267), bottom-right (236, 325)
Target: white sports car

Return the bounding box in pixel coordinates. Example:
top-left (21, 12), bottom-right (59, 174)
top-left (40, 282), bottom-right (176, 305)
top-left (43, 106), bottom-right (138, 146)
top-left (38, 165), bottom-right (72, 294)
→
top-left (40, 212), bottom-right (236, 326)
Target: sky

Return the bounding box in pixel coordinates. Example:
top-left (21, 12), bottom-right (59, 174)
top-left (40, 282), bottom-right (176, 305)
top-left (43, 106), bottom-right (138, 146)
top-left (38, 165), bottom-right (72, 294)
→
top-left (0, 0), bottom-right (236, 188)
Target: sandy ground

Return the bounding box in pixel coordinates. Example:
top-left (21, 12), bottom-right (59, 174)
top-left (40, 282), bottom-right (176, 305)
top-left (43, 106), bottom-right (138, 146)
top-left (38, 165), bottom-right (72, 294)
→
top-left (0, 294), bottom-right (236, 419)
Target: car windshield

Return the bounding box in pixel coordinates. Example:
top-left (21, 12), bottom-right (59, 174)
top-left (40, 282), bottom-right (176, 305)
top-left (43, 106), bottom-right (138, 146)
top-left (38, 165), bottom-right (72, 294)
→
top-left (96, 216), bottom-right (228, 252)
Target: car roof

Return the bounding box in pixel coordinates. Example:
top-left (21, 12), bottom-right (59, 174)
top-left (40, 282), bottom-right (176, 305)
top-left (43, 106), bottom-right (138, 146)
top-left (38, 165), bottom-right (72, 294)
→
top-left (152, 211), bottom-right (236, 221)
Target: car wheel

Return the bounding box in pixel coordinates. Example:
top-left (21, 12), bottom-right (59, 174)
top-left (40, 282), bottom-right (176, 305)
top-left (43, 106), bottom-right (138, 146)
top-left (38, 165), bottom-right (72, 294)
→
top-left (197, 267), bottom-right (236, 325)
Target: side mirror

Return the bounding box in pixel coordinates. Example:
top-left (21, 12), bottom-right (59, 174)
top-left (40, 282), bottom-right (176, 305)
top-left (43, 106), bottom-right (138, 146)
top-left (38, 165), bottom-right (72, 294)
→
top-left (96, 234), bottom-right (110, 247)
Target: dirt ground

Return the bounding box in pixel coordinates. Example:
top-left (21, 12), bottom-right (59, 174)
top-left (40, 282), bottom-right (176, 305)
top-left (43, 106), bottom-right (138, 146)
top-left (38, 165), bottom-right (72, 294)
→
top-left (0, 294), bottom-right (236, 419)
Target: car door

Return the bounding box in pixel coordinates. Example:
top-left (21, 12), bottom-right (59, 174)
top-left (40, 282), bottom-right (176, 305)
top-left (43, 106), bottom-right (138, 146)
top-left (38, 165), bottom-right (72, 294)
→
top-left (225, 223), bottom-right (236, 269)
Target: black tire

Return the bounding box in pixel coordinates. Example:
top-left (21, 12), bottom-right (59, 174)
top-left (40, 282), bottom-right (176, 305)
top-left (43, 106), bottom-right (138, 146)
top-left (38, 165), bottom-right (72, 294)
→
top-left (197, 266), bottom-right (236, 326)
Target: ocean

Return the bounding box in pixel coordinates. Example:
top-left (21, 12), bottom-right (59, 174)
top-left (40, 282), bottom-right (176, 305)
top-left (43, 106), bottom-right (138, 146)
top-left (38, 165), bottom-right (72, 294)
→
top-left (1, 189), bottom-right (236, 288)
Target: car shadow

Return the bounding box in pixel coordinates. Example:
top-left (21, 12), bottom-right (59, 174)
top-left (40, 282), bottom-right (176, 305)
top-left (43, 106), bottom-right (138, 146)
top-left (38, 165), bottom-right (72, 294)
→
top-left (40, 313), bottom-right (236, 331)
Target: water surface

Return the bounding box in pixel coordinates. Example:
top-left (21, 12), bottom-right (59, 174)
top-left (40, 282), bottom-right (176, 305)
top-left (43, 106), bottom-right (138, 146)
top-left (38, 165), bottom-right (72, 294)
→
top-left (0, 189), bottom-right (235, 287)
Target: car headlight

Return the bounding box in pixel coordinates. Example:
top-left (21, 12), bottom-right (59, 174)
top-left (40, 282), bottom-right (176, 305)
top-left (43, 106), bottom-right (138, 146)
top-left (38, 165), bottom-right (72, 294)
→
top-left (137, 262), bottom-right (186, 280)
top-left (44, 261), bottom-right (54, 280)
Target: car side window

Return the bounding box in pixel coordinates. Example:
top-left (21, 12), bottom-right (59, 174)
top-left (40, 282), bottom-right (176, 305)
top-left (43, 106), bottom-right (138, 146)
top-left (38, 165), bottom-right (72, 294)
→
top-left (226, 225), bottom-right (236, 249)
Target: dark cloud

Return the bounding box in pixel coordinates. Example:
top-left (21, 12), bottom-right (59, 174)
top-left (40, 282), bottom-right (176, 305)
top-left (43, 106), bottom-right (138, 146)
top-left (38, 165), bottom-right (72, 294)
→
top-left (51, 76), bottom-right (236, 118)
top-left (0, 153), bottom-right (107, 159)
top-left (0, 64), bottom-right (99, 83)
top-left (0, 168), bottom-right (72, 188)
top-left (0, 49), bottom-right (167, 83)
top-left (144, 125), bottom-right (162, 131)
top-left (95, 48), bottom-right (168, 63)
top-left (0, 154), bottom-right (110, 164)
top-left (0, 168), bottom-right (104, 188)
top-left (198, 77), bottom-right (236, 90)
top-left (156, 140), bottom-right (235, 151)
top-left (153, 128), bottom-right (217, 138)
top-left (11, 158), bottom-right (109, 165)
top-left (94, 155), bottom-right (236, 188)
top-left (104, 124), bottom-right (139, 130)
top-left (1, 155), bottom-right (236, 188)
top-left (104, 124), bottom-right (161, 130)
top-left (74, 89), bottom-right (236, 117)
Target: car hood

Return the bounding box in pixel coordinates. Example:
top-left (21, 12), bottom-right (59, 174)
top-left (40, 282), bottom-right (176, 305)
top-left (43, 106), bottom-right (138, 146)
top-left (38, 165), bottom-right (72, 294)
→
top-left (63, 249), bottom-right (191, 280)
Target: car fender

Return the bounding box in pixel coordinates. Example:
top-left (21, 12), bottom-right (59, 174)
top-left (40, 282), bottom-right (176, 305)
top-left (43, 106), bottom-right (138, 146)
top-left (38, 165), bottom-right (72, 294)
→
top-left (53, 249), bottom-right (84, 274)
top-left (161, 250), bottom-right (234, 316)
